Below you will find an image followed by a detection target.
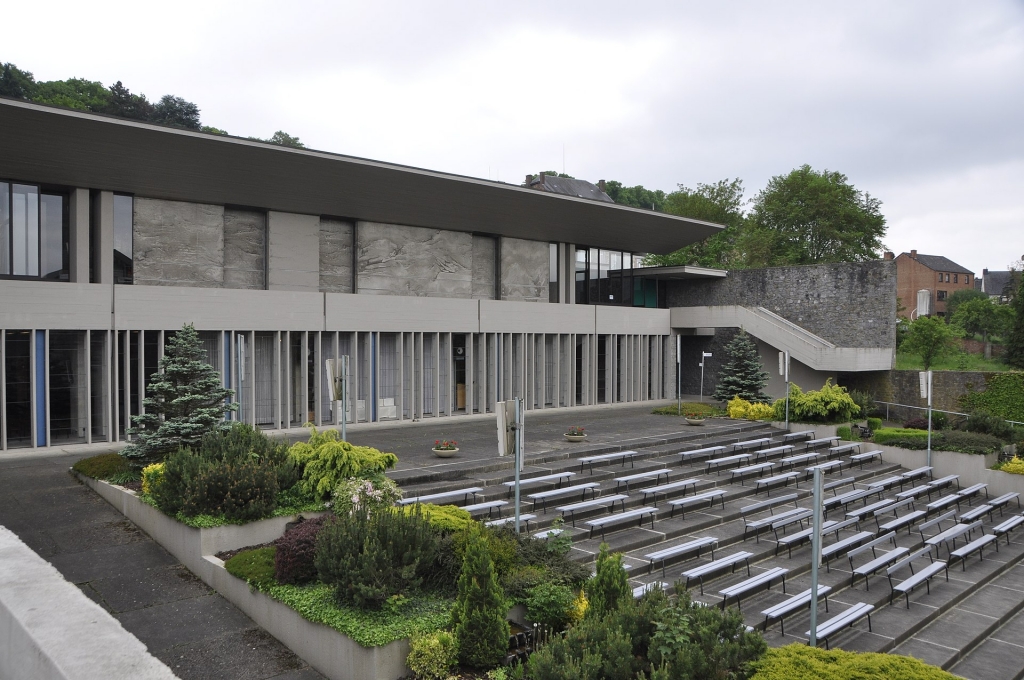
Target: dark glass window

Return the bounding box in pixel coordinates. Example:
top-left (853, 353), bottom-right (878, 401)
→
top-left (113, 194), bottom-right (133, 284)
top-left (0, 183), bottom-right (8, 275)
top-left (0, 183), bottom-right (67, 280)
top-left (549, 243), bottom-right (559, 303)
top-left (953, 274), bottom-right (958, 284)
top-left (588, 247), bottom-right (599, 303)
top-left (40, 194), bottom-right (67, 280)
top-left (575, 248), bottom-right (587, 304)
top-left (4, 330), bottom-right (32, 448)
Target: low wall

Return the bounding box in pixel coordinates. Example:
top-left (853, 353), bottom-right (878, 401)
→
top-left (77, 474), bottom-right (408, 680)
top-left (0, 525), bottom-right (177, 680)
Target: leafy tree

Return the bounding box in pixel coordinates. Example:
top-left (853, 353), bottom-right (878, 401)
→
top-left (1006, 275), bottom-right (1024, 369)
top-left (151, 94), bottom-right (201, 130)
top-left (585, 543), bottom-right (630, 619)
top-left (945, 288), bottom-right (988, 320)
top-left (263, 130), bottom-right (305, 148)
top-left (713, 330), bottom-right (770, 403)
top-left (201, 125), bottom-right (229, 135)
top-left (121, 323), bottom-right (236, 466)
top-left (901, 315), bottom-right (960, 370)
top-left (743, 165), bottom-right (886, 267)
top-left (603, 181), bottom-right (667, 211)
top-left (452, 532), bottom-right (510, 668)
top-left (32, 78), bottom-right (110, 112)
top-left (646, 179), bottom-right (746, 269)
top-left (0, 62), bottom-right (36, 99)
top-left (104, 81), bottom-right (154, 121)
top-left (950, 297), bottom-right (1014, 342)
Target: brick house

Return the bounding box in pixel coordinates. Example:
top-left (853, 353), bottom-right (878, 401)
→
top-left (889, 250), bottom-right (974, 317)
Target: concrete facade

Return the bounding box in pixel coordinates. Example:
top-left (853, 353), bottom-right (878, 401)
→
top-left (223, 208), bottom-right (267, 290)
top-left (319, 218), bottom-right (354, 294)
top-left (357, 221), bottom-right (473, 298)
top-left (500, 237), bottom-right (549, 302)
top-left (268, 211), bottom-right (319, 292)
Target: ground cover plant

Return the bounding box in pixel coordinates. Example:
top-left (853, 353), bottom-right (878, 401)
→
top-left (652, 402), bottom-right (723, 417)
top-left (750, 644), bottom-right (957, 680)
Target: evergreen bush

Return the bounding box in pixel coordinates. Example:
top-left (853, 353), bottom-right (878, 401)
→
top-left (937, 430), bottom-right (1004, 455)
top-left (585, 544), bottom-right (630, 620)
top-left (405, 503), bottom-right (475, 534)
top-left (288, 426), bottom-right (398, 501)
top-left (406, 630), bottom-right (458, 680)
top-left (121, 323), bottom-right (236, 466)
top-left (772, 380), bottom-right (860, 424)
top-left (526, 582), bottom-right (576, 632)
top-left (751, 643), bottom-right (957, 679)
top-left (181, 459), bottom-right (277, 521)
top-left (224, 546), bottom-right (277, 591)
top-left (274, 514), bottom-right (331, 585)
top-left (713, 331), bottom-right (771, 403)
top-left (452, 532), bottom-right (510, 669)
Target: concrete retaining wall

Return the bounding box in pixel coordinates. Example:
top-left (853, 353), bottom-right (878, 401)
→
top-left (0, 525), bottom-right (177, 680)
top-left (78, 475), bottom-right (406, 680)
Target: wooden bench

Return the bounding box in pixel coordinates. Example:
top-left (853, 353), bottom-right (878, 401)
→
top-left (781, 430), bottom-right (815, 443)
top-left (719, 567), bottom-right (788, 610)
top-left (639, 478), bottom-right (699, 504)
top-left (586, 506), bottom-right (657, 540)
top-left (779, 452), bottom-right (820, 470)
top-left (993, 515), bottom-right (1024, 545)
top-left (755, 471), bottom-right (800, 495)
top-left (947, 533), bottom-right (999, 572)
top-left (926, 519), bottom-right (982, 557)
top-left (578, 450), bottom-right (637, 474)
top-left (887, 548), bottom-right (947, 608)
top-left (462, 500), bottom-right (507, 518)
top-left (762, 585), bottom-right (831, 634)
top-left (879, 510), bottom-right (926, 535)
top-left (991, 493), bottom-right (1022, 516)
top-left (729, 462), bottom-right (775, 484)
top-left (645, 536), bottom-right (718, 576)
top-left (959, 504), bottom-right (995, 523)
top-left (669, 489), bottom-right (726, 518)
top-left (849, 450), bottom-right (883, 468)
top-left (926, 493), bottom-right (963, 514)
top-left (916, 510), bottom-right (957, 542)
top-left (397, 486), bottom-right (482, 506)
top-left (557, 494), bottom-right (629, 526)
top-left (928, 475), bottom-right (960, 493)
top-left (828, 442), bottom-right (862, 459)
top-left (528, 482), bottom-right (601, 512)
top-left (485, 514), bottom-right (536, 531)
top-left (503, 471), bottom-right (575, 497)
top-left (729, 437), bottom-right (771, 453)
top-left (847, 532), bottom-right (905, 590)
top-left (805, 436), bottom-right (840, 451)
top-left (682, 551), bottom-right (753, 594)
top-left (705, 453), bottom-right (752, 475)
top-left (679, 445), bottom-right (726, 464)
top-left (614, 468), bottom-right (670, 492)
top-left (632, 581), bottom-right (667, 599)
top-left (754, 445), bottom-right (795, 462)
top-left (739, 494), bottom-right (800, 541)
top-left (808, 603), bottom-right (874, 649)
top-left (958, 483), bottom-right (989, 505)
top-left (776, 520), bottom-right (838, 557)
top-left (806, 460), bottom-right (844, 478)
top-left (822, 531), bottom-right (874, 571)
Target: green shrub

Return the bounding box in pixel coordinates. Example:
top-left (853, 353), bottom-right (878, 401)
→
top-left (836, 426), bottom-right (854, 441)
top-left (849, 390), bottom-right (876, 420)
top-left (526, 582), bottom-right (576, 632)
top-left (181, 459), bottom-right (278, 522)
top-left (936, 430), bottom-right (1004, 455)
top-left (772, 380), bottom-right (861, 424)
top-left (960, 372), bottom-right (1024, 424)
top-left (72, 453), bottom-right (130, 480)
top-left (406, 630), bottom-right (458, 680)
top-left (503, 565), bottom-right (549, 603)
top-left (960, 411), bottom-right (1015, 441)
top-left (274, 515), bottom-right (331, 585)
top-left (452, 532), bottom-right (510, 669)
top-left (867, 417), bottom-right (882, 432)
top-left (405, 503), bottom-right (475, 534)
top-left (288, 426), bottom-right (398, 501)
top-left (315, 507), bottom-right (436, 610)
top-left (224, 546), bottom-right (277, 591)
top-left (750, 643), bottom-right (957, 679)
top-left (585, 544), bottom-right (629, 620)
top-left (872, 427), bottom-right (930, 449)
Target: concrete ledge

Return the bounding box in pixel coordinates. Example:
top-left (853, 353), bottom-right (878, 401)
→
top-left (0, 525), bottom-right (177, 680)
top-left (77, 474), bottom-right (407, 680)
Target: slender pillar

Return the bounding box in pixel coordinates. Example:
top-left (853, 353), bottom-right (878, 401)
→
top-left (94, 191), bottom-right (115, 285)
top-left (1, 329), bottom-right (6, 451)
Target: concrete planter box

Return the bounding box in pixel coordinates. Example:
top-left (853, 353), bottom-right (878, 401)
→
top-left (772, 422), bottom-right (842, 438)
top-left (77, 474), bottom-right (409, 680)
top-left (869, 444), bottom-right (1024, 499)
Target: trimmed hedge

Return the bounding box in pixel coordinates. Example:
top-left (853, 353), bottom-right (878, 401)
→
top-left (751, 643), bottom-right (957, 679)
top-left (873, 427), bottom-right (929, 449)
top-left (872, 428), bottom-right (1003, 454)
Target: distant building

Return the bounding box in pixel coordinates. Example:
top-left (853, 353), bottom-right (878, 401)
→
top-left (524, 174), bottom-right (613, 202)
top-left (889, 250), bottom-right (974, 317)
top-left (980, 269), bottom-right (1018, 303)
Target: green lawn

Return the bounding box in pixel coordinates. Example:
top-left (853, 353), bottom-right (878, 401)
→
top-left (894, 351), bottom-right (1012, 372)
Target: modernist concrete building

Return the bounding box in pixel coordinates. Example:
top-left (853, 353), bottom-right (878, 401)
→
top-left (0, 98), bottom-right (894, 452)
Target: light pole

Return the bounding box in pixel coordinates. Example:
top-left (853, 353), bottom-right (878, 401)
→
top-left (699, 352), bottom-right (713, 402)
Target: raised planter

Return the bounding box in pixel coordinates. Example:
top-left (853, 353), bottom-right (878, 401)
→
top-left (431, 447), bottom-right (459, 458)
top-left (75, 474), bottom-right (408, 680)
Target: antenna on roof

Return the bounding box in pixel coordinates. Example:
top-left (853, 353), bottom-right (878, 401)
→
top-left (562, 143), bottom-right (565, 175)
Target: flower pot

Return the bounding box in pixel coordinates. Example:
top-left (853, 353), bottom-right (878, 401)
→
top-left (685, 418), bottom-right (706, 426)
top-left (564, 434), bottom-right (587, 442)
top-left (432, 448), bottom-right (459, 458)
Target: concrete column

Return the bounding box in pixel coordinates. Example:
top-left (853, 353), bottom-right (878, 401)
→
top-left (274, 331), bottom-right (282, 429)
top-left (314, 331), bottom-right (322, 427)
top-left (434, 332), bottom-right (441, 417)
top-left (84, 330), bottom-right (92, 445)
top-left (398, 332), bottom-right (405, 421)
top-left (68, 189), bottom-right (90, 283)
top-left (1, 329), bottom-right (5, 451)
top-left (564, 244), bottom-right (575, 304)
top-left (250, 331), bottom-right (257, 426)
top-left (94, 191), bottom-right (115, 285)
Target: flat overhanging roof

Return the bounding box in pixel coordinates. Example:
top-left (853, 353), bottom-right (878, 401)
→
top-left (0, 99), bottom-right (723, 255)
top-left (631, 265), bottom-right (728, 280)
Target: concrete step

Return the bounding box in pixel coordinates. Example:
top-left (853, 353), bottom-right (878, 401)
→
top-left (950, 603), bottom-right (1024, 680)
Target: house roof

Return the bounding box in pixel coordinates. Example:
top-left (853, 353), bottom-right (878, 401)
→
top-left (983, 270), bottom-right (1016, 296)
top-left (527, 175), bottom-right (613, 202)
top-left (0, 98), bottom-right (723, 255)
top-left (899, 252), bottom-right (974, 275)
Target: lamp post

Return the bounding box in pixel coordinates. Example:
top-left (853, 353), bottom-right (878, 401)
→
top-left (699, 352), bottom-right (713, 402)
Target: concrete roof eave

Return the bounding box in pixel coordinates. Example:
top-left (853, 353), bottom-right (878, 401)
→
top-left (0, 99), bottom-right (723, 255)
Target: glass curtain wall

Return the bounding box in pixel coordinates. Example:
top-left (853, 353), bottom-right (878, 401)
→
top-left (4, 330), bottom-right (32, 448)
top-left (574, 247), bottom-right (649, 306)
top-left (113, 195), bottom-right (133, 284)
top-left (49, 331), bottom-right (88, 444)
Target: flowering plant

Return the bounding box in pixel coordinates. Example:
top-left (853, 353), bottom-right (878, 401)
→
top-left (565, 426), bottom-right (585, 437)
top-left (433, 439), bottom-right (458, 451)
top-left (685, 412), bottom-right (706, 419)
top-left (332, 476), bottom-right (403, 516)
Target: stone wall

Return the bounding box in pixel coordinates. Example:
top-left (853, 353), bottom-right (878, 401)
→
top-left (223, 208), bottom-right (265, 290)
top-left (133, 198), bottom-right (225, 287)
top-left (666, 260), bottom-right (897, 349)
top-left (890, 369), bottom-right (990, 418)
top-left (500, 237), bottom-right (548, 302)
top-left (319, 218), bottom-right (354, 293)
top-left (356, 222), bottom-right (473, 298)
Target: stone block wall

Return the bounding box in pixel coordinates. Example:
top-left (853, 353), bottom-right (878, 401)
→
top-left (500, 237), bottom-right (548, 302)
top-left (666, 260), bottom-right (897, 349)
top-left (891, 369), bottom-right (989, 416)
top-left (319, 218), bottom-right (354, 293)
top-left (133, 198), bottom-right (225, 287)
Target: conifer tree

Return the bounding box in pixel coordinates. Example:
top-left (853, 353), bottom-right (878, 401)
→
top-left (585, 543), bottom-right (630, 619)
top-left (712, 330), bottom-right (771, 403)
top-left (452, 533), bottom-right (510, 668)
top-left (1006, 276), bottom-right (1024, 370)
top-left (121, 323), bottom-right (236, 466)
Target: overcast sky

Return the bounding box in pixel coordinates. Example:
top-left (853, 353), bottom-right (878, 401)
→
top-left (7, 1), bottom-right (1023, 274)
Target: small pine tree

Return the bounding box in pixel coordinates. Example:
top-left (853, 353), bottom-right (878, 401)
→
top-left (712, 330), bottom-right (770, 403)
top-left (452, 532), bottom-right (510, 668)
top-left (1006, 276), bottom-right (1024, 370)
top-left (121, 323), bottom-right (236, 466)
top-left (585, 543), bottom-right (630, 619)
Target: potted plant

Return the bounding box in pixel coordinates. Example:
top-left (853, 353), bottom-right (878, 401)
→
top-left (564, 426), bottom-right (587, 442)
top-left (685, 411), bottom-right (706, 426)
top-left (432, 439), bottom-right (459, 458)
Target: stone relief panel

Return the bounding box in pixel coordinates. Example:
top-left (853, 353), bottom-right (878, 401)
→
top-left (319, 218), bottom-right (354, 293)
top-left (356, 222), bottom-right (472, 298)
top-left (500, 237), bottom-right (549, 302)
top-left (471, 234), bottom-right (496, 300)
top-left (223, 208), bottom-right (266, 290)
top-left (133, 198), bottom-right (224, 287)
